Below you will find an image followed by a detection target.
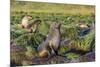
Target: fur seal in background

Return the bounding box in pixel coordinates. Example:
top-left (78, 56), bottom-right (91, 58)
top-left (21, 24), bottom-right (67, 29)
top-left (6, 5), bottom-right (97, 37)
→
top-left (21, 15), bottom-right (41, 32)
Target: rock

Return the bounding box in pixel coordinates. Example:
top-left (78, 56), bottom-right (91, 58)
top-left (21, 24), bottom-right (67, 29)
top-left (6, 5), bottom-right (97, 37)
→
top-left (10, 45), bottom-right (27, 66)
top-left (70, 52), bottom-right (95, 63)
top-left (10, 44), bottom-right (27, 53)
top-left (48, 55), bottom-right (70, 63)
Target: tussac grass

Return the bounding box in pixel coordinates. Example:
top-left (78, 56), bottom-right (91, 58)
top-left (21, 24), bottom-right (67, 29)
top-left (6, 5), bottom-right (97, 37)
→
top-left (10, 1), bottom-right (95, 66)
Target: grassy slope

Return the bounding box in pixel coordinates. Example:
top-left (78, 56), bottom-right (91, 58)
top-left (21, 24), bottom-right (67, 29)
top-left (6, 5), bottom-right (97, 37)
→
top-left (11, 1), bottom-right (95, 15)
top-left (10, 1), bottom-right (95, 65)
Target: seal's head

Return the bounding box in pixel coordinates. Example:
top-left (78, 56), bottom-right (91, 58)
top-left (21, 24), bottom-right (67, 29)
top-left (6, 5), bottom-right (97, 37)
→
top-left (27, 15), bottom-right (33, 20)
top-left (51, 22), bottom-right (61, 30)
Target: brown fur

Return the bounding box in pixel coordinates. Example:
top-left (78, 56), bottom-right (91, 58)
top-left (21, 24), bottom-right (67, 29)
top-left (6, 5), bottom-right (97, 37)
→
top-left (21, 15), bottom-right (41, 32)
top-left (38, 22), bottom-right (61, 57)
